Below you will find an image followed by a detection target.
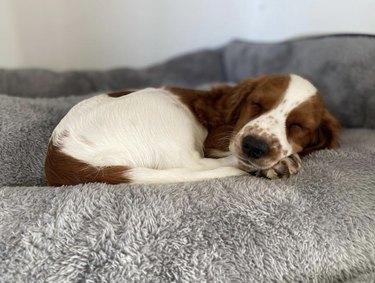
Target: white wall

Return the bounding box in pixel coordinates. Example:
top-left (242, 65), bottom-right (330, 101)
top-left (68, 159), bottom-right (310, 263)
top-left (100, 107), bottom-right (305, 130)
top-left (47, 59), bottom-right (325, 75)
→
top-left (248, 0), bottom-right (375, 41)
top-left (1, 0), bottom-right (375, 70)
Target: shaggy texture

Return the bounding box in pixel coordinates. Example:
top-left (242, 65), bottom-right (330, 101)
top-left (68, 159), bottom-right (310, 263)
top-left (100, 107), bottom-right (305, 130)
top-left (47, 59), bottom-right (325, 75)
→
top-left (1, 34), bottom-right (375, 282)
top-left (1, 130), bottom-right (375, 283)
top-left (0, 94), bottom-right (89, 186)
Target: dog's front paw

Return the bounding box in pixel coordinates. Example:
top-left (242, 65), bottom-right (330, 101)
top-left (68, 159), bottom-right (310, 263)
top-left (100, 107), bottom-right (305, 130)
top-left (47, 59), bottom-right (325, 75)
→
top-left (254, 153), bottom-right (302, 179)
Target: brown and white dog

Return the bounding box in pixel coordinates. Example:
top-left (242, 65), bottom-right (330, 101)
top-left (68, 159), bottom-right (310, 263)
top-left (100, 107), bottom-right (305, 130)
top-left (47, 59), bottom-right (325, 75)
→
top-left (45, 74), bottom-right (340, 185)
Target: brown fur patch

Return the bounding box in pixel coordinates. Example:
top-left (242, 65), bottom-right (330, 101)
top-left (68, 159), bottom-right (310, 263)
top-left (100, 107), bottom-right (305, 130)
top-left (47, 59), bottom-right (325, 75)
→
top-left (168, 86), bottom-right (241, 157)
top-left (169, 75), bottom-right (291, 158)
top-left (45, 141), bottom-right (131, 186)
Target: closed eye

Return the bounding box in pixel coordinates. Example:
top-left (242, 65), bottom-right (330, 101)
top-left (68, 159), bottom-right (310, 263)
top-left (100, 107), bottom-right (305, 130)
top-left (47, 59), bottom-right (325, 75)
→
top-left (289, 123), bottom-right (310, 134)
top-left (289, 123), bottom-right (303, 130)
top-left (251, 101), bottom-right (263, 110)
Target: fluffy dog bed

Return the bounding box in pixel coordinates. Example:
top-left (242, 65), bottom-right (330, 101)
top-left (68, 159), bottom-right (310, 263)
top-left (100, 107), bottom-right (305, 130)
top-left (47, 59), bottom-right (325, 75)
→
top-left (1, 34), bottom-right (375, 282)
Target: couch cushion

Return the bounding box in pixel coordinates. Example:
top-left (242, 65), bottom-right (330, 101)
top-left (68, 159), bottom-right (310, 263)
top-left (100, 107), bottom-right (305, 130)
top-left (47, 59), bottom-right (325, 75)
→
top-left (223, 35), bottom-right (375, 128)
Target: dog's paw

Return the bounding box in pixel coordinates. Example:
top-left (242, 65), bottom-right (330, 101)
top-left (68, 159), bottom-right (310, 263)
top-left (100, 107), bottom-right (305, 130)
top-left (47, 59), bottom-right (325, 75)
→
top-left (254, 153), bottom-right (302, 179)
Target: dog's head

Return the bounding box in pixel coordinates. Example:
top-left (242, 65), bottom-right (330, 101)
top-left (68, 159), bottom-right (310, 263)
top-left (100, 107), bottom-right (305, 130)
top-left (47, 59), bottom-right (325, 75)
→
top-left (228, 74), bottom-right (340, 170)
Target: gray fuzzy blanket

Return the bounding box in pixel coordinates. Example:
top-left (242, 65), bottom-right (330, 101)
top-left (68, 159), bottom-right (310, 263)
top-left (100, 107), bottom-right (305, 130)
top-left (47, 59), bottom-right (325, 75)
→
top-left (1, 35), bottom-right (375, 282)
top-left (1, 129), bottom-right (375, 283)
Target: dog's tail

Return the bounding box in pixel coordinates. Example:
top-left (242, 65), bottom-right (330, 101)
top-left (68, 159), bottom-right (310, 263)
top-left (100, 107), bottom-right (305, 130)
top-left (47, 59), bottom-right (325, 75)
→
top-left (45, 142), bottom-right (131, 186)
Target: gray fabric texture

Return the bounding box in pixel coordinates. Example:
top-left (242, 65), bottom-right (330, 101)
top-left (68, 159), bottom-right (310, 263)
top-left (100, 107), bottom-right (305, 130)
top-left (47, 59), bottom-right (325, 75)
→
top-left (1, 34), bottom-right (375, 282)
top-left (0, 48), bottom-right (224, 98)
top-left (223, 35), bottom-right (375, 129)
top-left (1, 129), bottom-right (375, 283)
top-left (0, 94), bottom-right (88, 186)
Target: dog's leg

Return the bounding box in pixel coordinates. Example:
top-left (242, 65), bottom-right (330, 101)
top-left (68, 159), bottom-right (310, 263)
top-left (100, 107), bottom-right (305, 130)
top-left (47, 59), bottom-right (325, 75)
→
top-left (127, 155), bottom-right (248, 184)
top-left (127, 166), bottom-right (247, 184)
top-left (253, 153), bottom-right (302, 179)
top-left (194, 155), bottom-right (239, 169)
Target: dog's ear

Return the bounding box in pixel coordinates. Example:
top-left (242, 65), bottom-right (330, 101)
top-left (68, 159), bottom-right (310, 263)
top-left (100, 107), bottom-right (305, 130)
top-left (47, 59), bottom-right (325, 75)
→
top-left (301, 109), bottom-right (341, 156)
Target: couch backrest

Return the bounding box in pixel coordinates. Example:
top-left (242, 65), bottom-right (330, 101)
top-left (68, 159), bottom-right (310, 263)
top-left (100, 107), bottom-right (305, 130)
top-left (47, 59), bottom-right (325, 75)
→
top-left (223, 35), bottom-right (375, 128)
top-left (1, 35), bottom-right (375, 128)
top-left (0, 49), bottom-right (224, 98)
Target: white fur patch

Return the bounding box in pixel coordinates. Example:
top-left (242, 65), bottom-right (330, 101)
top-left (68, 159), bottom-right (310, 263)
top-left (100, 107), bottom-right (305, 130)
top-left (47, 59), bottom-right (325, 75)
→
top-left (52, 88), bottom-right (245, 183)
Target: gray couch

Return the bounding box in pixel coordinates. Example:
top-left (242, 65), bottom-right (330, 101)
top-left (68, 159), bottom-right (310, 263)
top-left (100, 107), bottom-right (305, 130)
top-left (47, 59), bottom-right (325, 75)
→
top-left (1, 35), bottom-right (375, 282)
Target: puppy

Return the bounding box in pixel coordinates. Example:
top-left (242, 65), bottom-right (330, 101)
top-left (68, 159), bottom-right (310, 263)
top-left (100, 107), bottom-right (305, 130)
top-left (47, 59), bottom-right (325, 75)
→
top-left (45, 74), bottom-right (340, 185)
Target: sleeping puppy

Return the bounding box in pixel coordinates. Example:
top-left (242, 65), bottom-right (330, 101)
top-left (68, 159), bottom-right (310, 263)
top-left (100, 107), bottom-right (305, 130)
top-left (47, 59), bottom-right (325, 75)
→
top-left (45, 74), bottom-right (340, 185)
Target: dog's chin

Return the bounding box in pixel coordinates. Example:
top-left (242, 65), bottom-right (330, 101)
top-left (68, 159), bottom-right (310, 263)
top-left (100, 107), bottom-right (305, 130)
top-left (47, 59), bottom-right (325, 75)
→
top-left (237, 156), bottom-right (278, 172)
top-left (230, 147), bottom-right (280, 172)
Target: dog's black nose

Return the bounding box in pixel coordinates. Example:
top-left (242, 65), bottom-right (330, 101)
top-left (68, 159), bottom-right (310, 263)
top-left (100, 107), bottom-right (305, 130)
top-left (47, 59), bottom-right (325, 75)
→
top-left (242, 135), bottom-right (270, 159)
